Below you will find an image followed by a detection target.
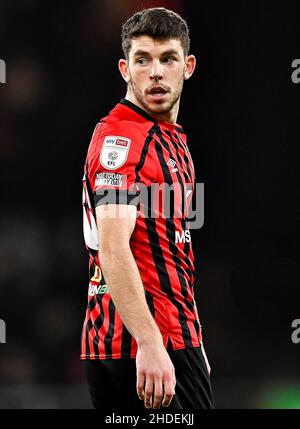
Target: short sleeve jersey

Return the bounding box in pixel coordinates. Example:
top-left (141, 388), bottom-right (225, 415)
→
top-left (81, 99), bottom-right (202, 359)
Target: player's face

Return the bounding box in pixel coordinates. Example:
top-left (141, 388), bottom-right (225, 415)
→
top-left (119, 36), bottom-right (196, 122)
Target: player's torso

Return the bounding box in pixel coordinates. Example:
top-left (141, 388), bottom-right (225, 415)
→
top-left (81, 101), bottom-right (201, 359)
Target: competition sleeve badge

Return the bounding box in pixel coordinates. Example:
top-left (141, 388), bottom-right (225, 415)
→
top-left (100, 136), bottom-right (131, 170)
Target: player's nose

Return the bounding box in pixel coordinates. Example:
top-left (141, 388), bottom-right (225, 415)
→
top-left (149, 59), bottom-right (163, 80)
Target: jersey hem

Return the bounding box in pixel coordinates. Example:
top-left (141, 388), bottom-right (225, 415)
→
top-left (80, 341), bottom-right (202, 360)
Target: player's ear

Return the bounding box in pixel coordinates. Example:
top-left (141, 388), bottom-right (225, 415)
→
top-left (118, 59), bottom-right (131, 83)
top-left (184, 55), bottom-right (196, 80)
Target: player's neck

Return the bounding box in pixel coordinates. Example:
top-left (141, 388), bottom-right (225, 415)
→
top-left (124, 92), bottom-right (180, 125)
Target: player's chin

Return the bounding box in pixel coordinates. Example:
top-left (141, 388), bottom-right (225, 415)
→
top-left (146, 99), bottom-right (171, 114)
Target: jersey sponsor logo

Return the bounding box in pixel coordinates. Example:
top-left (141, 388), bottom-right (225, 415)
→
top-left (88, 265), bottom-right (108, 295)
top-left (115, 138), bottom-right (129, 147)
top-left (100, 136), bottom-right (131, 170)
top-left (167, 158), bottom-right (178, 173)
top-left (88, 284), bottom-right (108, 296)
top-left (95, 172), bottom-right (124, 188)
top-left (175, 229), bottom-right (191, 243)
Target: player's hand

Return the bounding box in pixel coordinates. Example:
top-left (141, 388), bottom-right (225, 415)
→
top-left (136, 342), bottom-right (176, 409)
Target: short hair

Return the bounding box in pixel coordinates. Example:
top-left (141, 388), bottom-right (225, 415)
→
top-left (121, 7), bottom-right (190, 59)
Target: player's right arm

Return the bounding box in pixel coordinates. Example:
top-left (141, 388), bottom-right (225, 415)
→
top-left (96, 203), bottom-right (176, 409)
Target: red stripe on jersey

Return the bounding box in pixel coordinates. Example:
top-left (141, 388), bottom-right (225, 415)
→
top-left (130, 337), bottom-right (138, 358)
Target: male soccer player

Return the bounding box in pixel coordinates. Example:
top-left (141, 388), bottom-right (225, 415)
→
top-left (81, 7), bottom-right (213, 410)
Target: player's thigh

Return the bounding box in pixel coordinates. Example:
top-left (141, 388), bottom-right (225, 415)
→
top-left (168, 346), bottom-right (214, 409)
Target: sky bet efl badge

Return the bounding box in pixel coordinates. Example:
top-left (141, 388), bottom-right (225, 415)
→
top-left (100, 136), bottom-right (131, 170)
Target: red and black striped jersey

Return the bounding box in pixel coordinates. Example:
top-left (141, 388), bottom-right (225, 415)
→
top-left (81, 99), bottom-right (202, 360)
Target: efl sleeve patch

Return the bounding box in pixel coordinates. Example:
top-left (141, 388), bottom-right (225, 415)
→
top-left (100, 136), bottom-right (131, 170)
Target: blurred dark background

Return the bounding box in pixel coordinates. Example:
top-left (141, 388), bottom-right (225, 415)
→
top-left (0, 0), bottom-right (299, 408)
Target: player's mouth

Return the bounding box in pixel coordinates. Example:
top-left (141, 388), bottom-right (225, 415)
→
top-left (147, 86), bottom-right (169, 101)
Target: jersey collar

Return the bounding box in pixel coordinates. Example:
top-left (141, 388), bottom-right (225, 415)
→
top-left (119, 98), bottom-right (155, 123)
top-left (119, 98), bottom-right (181, 131)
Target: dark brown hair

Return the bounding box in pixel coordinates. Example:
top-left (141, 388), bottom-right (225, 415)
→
top-left (121, 7), bottom-right (190, 59)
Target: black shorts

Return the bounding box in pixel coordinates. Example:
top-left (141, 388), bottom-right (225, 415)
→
top-left (83, 345), bottom-right (214, 410)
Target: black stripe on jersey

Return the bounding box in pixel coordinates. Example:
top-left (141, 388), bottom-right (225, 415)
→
top-left (155, 130), bottom-right (195, 315)
top-left (175, 126), bottom-right (185, 134)
top-left (104, 297), bottom-right (115, 356)
top-left (145, 290), bottom-right (155, 318)
top-left (194, 316), bottom-right (201, 337)
top-left (134, 123), bottom-right (158, 183)
top-left (88, 295), bottom-right (97, 312)
top-left (148, 135), bottom-right (192, 346)
top-left (172, 132), bottom-right (193, 185)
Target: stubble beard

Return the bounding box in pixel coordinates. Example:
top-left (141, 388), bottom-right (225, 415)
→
top-left (128, 73), bottom-right (184, 118)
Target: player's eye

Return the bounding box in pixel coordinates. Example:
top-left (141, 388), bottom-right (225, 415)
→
top-left (163, 57), bottom-right (176, 64)
top-left (137, 58), bottom-right (149, 65)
